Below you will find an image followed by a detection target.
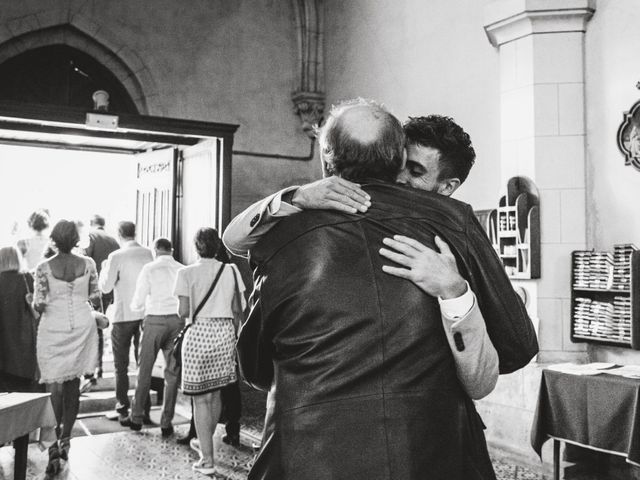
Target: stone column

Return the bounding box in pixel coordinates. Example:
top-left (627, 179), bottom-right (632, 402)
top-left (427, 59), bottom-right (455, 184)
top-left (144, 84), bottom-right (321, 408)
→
top-left (484, 0), bottom-right (595, 362)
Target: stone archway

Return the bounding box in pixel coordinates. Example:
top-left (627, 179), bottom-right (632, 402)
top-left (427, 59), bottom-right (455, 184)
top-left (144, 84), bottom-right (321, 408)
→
top-left (0, 9), bottom-right (163, 115)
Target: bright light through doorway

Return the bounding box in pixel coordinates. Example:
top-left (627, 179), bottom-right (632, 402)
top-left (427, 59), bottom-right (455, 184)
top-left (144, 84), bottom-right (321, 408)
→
top-left (0, 144), bottom-right (138, 248)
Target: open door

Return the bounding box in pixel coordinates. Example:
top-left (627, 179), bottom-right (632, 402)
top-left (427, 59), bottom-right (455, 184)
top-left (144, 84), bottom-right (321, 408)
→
top-left (135, 148), bottom-right (179, 249)
top-left (176, 139), bottom-right (221, 265)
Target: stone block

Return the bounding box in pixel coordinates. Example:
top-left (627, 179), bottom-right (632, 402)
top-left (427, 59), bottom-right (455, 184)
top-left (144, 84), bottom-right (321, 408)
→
top-left (500, 139), bottom-right (519, 174)
top-left (522, 363), bottom-right (544, 412)
top-left (499, 40), bottom-right (517, 92)
top-left (501, 86), bottom-right (534, 141)
top-left (540, 189), bottom-right (561, 243)
top-left (516, 137), bottom-right (536, 179)
top-left (35, 7), bottom-right (71, 29)
top-left (534, 135), bottom-right (585, 190)
top-left (537, 298), bottom-right (563, 351)
top-left (484, 369), bottom-right (525, 408)
top-left (559, 83), bottom-right (585, 136)
top-left (538, 243), bottom-right (585, 298)
top-left (532, 32), bottom-right (584, 84)
top-left (6, 14), bottom-right (39, 37)
top-left (534, 84), bottom-right (559, 136)
top-left (560, 189), bottom-right (586, 244)
top-left (515, 35), bottom-right (534, 88)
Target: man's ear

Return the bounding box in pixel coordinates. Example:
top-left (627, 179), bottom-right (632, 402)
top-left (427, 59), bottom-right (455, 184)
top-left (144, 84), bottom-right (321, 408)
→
top-left (437, 178), bottom-right (461, 197)
top-left (400, 149), bottom-right (407, 170)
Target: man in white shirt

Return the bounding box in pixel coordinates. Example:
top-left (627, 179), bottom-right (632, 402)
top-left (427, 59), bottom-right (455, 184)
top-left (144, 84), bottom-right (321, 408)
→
top-left (122, 238), bottom-right (184, 436)
top-left (99, 221), bottom-right (154, 422)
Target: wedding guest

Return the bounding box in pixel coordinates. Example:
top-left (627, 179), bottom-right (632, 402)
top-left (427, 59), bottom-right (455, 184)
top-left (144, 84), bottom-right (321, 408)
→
top-left (98, 221), bottom-right (153, 423)
top-left (0, 246), bottom-right (39, 393)
top-left (17, 209), bottom-right (50, 271)
top-left (173, 228), bottom-right (246, 475)
top-left (122, 237), bottom-right (184, 437)
top-left (176, 247), bottom-right (244, 448)
top-left (84, 214), bottom-right (120, 379)
top-left (33, 220), bottom-right (100, 475)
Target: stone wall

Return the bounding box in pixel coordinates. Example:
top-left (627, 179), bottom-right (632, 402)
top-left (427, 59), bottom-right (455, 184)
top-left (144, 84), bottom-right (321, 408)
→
top-left (0, 0), bottom-right (320, 216)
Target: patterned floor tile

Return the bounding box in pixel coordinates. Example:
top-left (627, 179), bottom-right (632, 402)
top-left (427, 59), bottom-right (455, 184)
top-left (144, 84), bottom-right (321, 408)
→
top-left (1, 425), bottom-right (548, 480)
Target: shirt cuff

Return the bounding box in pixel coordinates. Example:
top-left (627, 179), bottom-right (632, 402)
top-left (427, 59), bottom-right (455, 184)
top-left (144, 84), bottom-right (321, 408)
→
top-left (438, 281), bottom-right (474, 318)
top-left (267, 186), bottom-right (302, 217)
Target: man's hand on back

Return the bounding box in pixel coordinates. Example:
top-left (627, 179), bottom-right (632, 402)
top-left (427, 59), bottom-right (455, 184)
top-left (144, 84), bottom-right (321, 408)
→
top-left (379, 235), bottom-right (467, 299)
top-left (291, 177), bottom-right (371, 214)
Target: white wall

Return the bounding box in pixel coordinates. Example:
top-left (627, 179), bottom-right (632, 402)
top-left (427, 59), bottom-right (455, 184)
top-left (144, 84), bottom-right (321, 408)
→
top-left (324, 0), bottom-right (501, 209)
top-left (586, 1), bottom-right (640, 249)
top-left (585, 0), bottom-right (640, 363)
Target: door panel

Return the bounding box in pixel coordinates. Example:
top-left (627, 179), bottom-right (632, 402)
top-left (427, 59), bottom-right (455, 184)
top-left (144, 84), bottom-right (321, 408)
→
top-left (177, 139), bottom-right (219, 265)
top-left (135, 148), bottom-right (178, 249)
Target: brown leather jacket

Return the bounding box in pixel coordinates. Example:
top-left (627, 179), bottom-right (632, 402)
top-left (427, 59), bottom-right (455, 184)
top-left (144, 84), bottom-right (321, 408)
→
top-left (238, 180), bottom-right (538, 480)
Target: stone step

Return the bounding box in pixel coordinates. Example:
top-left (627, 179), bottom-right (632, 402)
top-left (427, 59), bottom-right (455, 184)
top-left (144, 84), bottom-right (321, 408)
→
top-left (86, 372), bottom-right (138, 392)
top-left (79, 388), bottom-right (158, 415)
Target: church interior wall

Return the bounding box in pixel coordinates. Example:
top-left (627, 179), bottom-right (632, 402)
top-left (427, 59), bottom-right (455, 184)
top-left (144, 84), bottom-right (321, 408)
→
top-left (324, 0), bottom-right (501, 210)
top-left (0, 0), bottom-right (321, 217)
top-left (584, 0), bottom-right (640, 365)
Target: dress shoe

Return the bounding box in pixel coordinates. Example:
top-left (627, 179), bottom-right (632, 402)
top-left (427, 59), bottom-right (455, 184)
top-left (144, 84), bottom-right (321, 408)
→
top-left (161, 426), bottom-right (174, 438)
top-left (176, 433), bottom-right (196, 445)
top-left (222, 434), bottom-right (240, 447)
top-left (142, 416), bottom-right (155, 426)
top-left (120, 416), bottom-right (142, 431)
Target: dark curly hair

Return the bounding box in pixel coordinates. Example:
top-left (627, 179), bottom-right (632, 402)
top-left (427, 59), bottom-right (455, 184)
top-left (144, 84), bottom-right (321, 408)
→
top-left (403, 115), bottom-right (476, 184)
top-left (194, 227), bottom-right (223, 259)
top-left (318, 98), bottom-right (405, 183)
top-left (50, 220), bottom-right (80, 254)
top-left (27, 209), bottom-right (50, 232)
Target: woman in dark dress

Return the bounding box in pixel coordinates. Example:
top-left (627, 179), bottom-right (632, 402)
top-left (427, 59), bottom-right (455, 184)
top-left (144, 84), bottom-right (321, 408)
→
top-left (0, 246), bottom-right (39, 392)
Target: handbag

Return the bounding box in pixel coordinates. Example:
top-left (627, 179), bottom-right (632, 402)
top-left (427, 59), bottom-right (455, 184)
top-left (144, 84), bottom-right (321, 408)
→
top-left (172, 263), bottom-right (227, 367)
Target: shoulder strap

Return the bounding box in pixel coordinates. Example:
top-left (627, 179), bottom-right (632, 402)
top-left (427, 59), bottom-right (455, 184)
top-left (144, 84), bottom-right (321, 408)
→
top-left (193, 264), bottom-right (226, 320)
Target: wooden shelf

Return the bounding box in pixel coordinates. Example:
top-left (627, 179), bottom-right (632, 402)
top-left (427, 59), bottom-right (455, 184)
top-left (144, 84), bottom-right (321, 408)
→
top-left (484, 177), bottom-right (540, 279)
top-left (570, 247), bottom-right (640, 350)
top-left (573, 287), bottom-right (630, 294)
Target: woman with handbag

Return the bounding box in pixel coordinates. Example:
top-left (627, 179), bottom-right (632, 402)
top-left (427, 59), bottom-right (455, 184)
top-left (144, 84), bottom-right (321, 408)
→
top-left (0, 246), bottom-right (40, 393)
top-left (173, 227), bottom-right (246, 476)
top-left (32, 220), bottom-right (101, 476)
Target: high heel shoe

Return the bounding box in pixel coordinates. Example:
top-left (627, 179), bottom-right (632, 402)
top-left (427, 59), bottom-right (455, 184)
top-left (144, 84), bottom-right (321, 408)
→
top-left (59, 437), bottom-right (70, 461)
top-left (45, 442), bottom-right (61, 476)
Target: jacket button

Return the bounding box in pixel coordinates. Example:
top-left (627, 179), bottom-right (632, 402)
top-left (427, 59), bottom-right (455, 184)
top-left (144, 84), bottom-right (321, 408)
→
top-left (249, 214), bottom-right (260, 227)
top-left (453, 332), bottom-right (465, 352)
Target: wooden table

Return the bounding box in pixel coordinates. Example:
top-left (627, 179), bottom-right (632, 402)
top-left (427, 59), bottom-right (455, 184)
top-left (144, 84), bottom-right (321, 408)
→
top-left (531, 369), bottom-right (640, 480)
top-left (0, 392), bottom-right (56, 480)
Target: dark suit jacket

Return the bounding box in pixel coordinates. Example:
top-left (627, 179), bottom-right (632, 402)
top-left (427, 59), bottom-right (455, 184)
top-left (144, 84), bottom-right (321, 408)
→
top-left (238, 180), bottom-right (538, 480)
top-left (86, 228), bottom-right (120, 274)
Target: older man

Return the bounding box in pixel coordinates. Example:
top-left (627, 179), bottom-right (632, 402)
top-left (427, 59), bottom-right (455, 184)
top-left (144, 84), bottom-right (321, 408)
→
top-left (235, 100), bottom-right (538, 480)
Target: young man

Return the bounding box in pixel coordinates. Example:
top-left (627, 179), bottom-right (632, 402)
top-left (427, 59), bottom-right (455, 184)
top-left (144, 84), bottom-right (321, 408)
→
top-left (122, 238), bottom-right (184, 437)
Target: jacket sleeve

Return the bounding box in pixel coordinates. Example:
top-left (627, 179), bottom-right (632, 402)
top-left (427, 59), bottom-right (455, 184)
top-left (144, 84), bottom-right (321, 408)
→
top-left (222, 187), bottom-right (301, 258)
top-left (236, 273), bottom-right (274, 392)
top-left (98, 252), bottom-right (119, 294)
top-left (461, 205), bottom-right (539, 374)
top-left (441, 295), bottom-right (499, 399)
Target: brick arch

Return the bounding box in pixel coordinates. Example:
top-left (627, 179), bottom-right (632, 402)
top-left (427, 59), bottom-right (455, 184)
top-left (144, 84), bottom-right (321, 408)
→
top-left (0, 10), bottom-right (163, 115)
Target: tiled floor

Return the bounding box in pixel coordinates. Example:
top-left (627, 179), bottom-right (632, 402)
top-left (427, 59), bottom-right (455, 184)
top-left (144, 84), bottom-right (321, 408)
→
top-left (0, 423), bottom-right (547, 480)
